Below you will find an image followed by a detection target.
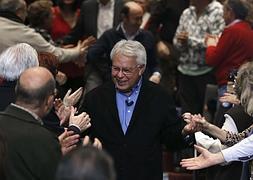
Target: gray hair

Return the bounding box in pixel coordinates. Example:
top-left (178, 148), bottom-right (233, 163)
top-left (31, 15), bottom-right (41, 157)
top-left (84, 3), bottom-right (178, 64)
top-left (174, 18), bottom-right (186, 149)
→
top-left (0, 0), bottom-right (25, 13)
top-left (0, 43), bottom-right (39, 81)
top-left (110, 40), bottom-right (147, 65)
top-left (235, 61), bottom-right (253, 116)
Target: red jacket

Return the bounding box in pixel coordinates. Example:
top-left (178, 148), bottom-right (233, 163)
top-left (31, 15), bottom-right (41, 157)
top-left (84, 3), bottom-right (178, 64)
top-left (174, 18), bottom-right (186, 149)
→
top-left (206, 21), bottom-right (253, 86)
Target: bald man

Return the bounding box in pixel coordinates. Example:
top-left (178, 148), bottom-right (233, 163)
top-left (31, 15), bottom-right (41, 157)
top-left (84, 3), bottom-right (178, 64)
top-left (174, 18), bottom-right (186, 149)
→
top-left (0, 67), bottom-right (61, 180)
top-left (85, 1), bottom-right (160, 93)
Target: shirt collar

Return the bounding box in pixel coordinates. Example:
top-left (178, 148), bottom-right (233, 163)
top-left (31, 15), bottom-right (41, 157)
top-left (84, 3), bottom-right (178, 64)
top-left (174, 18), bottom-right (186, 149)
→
top-left (226, 19), bottom-right (242, 28)
top-left (120, 23), bottom-right (140, 40)
top-left (11, 103), bottom-right (43, 125)
top-left (98, 0), bottom-right (114, 7)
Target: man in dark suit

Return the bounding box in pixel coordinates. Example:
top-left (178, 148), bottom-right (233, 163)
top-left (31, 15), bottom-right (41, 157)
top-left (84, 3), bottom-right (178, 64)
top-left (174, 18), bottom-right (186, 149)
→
top-left (63, 0), bottom-right (124, 44)
top-left (82, 40), bottom-right (188, 180)
top-left (0, 67), bottom-right (61, 180)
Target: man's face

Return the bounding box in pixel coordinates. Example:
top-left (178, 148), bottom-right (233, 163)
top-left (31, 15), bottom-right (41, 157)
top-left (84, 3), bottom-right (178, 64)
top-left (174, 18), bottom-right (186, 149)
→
top-left (124, 7), bottom-right (143, 34)
top-left (111, 53), bottom-right (144, 93)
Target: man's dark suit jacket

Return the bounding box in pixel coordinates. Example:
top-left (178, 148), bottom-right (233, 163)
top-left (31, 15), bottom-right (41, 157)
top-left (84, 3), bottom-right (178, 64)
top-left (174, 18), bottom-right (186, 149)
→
top-left (82, 80), bottom-right (185, 180)
top-left (87, 26), bottom-right (158, 81)
top-left (63, 0), bottom-right (124, 44)
top-left (0, 80), bottom-right (16, 111)
top-left (0, 105), bottom-right (61, 180)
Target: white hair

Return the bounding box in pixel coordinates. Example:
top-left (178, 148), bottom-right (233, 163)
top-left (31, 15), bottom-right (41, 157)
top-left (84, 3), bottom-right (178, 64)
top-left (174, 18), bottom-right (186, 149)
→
top-left (110, 40), bottom-right (147, 65)
top-left (0, 43), bottom-right (39, 81)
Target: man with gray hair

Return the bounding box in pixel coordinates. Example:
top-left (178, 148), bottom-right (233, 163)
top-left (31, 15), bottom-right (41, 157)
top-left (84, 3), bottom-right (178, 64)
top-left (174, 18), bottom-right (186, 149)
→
top-left (0, 43), bottom-right (39, 111)
top-left (0, 0), bottom-right (86, 62)
top-left (81, 40), bottom-right (189, 180)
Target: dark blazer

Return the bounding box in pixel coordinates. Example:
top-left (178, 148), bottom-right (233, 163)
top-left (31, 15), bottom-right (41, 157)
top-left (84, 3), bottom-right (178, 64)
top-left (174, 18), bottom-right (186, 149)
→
top-left (82, 80), bottom-right (185, 180)
top-left (0, 80), bottom-right (16, 111)
top-left (63, 0), bottom-right (124, 44)
top-left (0, 105), bottom-right (61, 180)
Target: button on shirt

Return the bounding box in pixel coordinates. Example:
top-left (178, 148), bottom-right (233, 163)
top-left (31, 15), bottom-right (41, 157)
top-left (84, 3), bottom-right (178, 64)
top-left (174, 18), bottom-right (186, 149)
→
top-left (116, 78), bottom-right (142, 134)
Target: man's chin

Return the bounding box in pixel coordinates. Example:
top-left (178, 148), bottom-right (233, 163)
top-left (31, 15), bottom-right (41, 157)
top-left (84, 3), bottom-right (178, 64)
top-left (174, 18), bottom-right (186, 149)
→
top-left (116, 85), bottom-right (131, 93)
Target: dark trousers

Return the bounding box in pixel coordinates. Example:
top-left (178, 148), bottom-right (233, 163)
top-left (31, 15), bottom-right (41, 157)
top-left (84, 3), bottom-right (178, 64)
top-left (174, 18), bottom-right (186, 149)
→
top-left (177, 71), bottom-right (216, 114)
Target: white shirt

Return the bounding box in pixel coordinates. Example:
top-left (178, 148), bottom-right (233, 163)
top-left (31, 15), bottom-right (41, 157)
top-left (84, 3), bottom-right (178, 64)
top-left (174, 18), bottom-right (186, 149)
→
top-left (222, 134), bottom-right (253, 162)
top-left (97, 0), bottom-right (114, 38)
top-left (195, 113), bottom-right (238, 153)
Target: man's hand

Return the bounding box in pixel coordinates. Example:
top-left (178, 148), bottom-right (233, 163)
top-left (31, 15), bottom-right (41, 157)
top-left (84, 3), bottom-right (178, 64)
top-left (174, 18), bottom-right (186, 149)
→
top-left (205, 34), bottom-right (219, 47)
top-left (157, 41), bottom-right (170, 58)
top-left (176, 31), bottom-right (188, 45)
top-left (149, 73), bottom-right (161, 84)
top-left (58, 130), bottom-right (80, 155)
top-left (82, 136), bottom-right (102, 150)
top-left (69, 107), bottom-right (91, 132)
top-left (63, 87), bottom-right (83, 107)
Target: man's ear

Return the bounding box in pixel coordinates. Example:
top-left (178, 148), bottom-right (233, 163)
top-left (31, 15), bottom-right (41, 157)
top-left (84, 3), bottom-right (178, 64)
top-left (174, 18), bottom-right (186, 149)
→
top-left (45, 94), bottom-right (54, 109)
top-left (138, 65), bottom-right (145, 75)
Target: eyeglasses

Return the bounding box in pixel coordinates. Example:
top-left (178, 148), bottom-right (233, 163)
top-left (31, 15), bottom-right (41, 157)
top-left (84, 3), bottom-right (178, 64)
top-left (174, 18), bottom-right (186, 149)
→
top-left (111, 65), bottom-right (141, 76)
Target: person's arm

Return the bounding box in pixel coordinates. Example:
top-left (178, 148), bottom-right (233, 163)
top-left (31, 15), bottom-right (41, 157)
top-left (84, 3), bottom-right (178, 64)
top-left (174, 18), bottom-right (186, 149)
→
top-left (222, 134), bottom-right (253, 162)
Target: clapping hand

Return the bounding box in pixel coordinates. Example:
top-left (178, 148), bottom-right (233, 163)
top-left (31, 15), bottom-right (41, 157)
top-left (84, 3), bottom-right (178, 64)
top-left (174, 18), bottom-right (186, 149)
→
top-left (69, 107), bottom-right (91, 132)
top-left (63, 87), bottom-right (83, 107)
top-left (182, 113), bottom-right (208, 134)
top-left (58, 129), bottom-right (80, 155)
top-left (83, 136), bottom-right (102, 150)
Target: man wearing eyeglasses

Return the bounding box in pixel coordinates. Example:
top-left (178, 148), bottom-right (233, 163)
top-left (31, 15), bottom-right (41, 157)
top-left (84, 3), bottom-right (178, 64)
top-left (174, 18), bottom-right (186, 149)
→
top-left (82, 40), bottom-right (190, 180)
top-left (85, 1), bottom-right (161, 93)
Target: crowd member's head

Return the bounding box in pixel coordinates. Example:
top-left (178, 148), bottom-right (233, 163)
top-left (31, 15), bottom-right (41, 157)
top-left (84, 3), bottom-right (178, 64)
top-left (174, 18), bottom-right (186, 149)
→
top-left (38, 52), bottom-right (59, 78)
top-left (120, 1), bottom-right (143, 35)
top-left (57, 0), bottom-right (79, 12)
top-left (15, 67), bottom-right (56, 118)
top-left (0, 0), bottom-right (27, 22)
top-left (110, 40), bottom-right (146, 93)
top-left (234, 61), bottom-right (253, 116)
top-left (27, 0), bottom-right (53, 31)
top-left (0, 43), bottom-right (39, 81)
top-left (223, 0), bottom-right (249, 24)
top-left (134, 0), bottom-right (150, 13)
top-left (55, 146), bottom-right (116, 180)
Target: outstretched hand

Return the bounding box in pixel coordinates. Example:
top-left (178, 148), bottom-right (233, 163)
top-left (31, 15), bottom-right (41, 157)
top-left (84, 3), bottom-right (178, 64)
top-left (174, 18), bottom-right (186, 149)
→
top-left (180, 145), bottom-right (225, 170)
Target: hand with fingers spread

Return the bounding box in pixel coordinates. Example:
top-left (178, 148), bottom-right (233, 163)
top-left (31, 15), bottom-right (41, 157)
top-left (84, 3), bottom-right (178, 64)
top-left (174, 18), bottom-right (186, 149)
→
top-left (58, 130), bottom-right (80, 155)
top-left (69, 107), bottom-right (91, 132)
top-left (180, 145), bottom-right (224, 170)
top-left (82, 136), bottom-right (102, 150)
top-left (63, 87), bottom-right (83, 107)
top-left (56, 105), bottom-right (71, 126)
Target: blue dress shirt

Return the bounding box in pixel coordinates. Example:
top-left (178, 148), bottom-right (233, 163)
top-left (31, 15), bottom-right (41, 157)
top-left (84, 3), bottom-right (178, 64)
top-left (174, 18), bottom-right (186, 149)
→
top-left (116, 78), bottom-right (142, 134)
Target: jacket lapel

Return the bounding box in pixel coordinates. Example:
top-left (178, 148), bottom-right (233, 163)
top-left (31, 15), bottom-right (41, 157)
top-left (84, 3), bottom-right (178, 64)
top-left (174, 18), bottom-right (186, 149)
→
top-left (126, 80), bottom-right (152, 135)
top-left (104, 82), bottom-right (125, 136)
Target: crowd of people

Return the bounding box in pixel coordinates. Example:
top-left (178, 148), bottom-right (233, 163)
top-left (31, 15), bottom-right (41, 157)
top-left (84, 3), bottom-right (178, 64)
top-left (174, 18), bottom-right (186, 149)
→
top-left (0, 0), bottom-right (253, 180)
